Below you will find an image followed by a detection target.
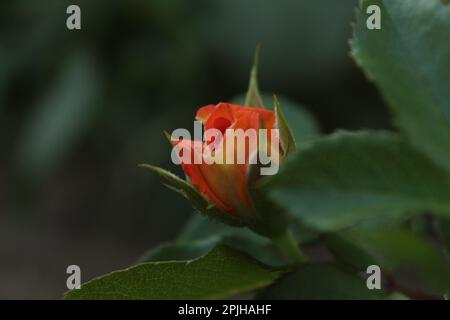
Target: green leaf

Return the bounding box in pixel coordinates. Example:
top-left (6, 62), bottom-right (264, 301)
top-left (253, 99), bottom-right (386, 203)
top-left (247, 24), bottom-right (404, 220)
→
top-left (178, 213), bottom-right (280, 246)
top-left (346, 229), bottom-right (450, 294)
top-left (325, 234), bottom-right (378, 272)
top-left (178, 214), bottom-right (241, 242)
top-left (258, 264), bottom-right (384, 300)
top-left (437, 217), bottom-right (450, 257)
top-left (387, 292), bottom-right (410, 300)
top-left (138, 240), bottom-right (218, 263)
top-left (64, 246), bottom-right (285, 300)
top-left (263, 131), bottom-right (450, 230)
top-left (352, 0), bottom-right (450, 172)
top-left (172, 214), bottom-right (318, 266)
top-left (274, 95), bottom-right (296, 156)
top-left (244, 45), bottom-right (265, 109)
top-left (143, 213), bottom-right (287, 266)
top-left (140, 236), bottom-right (286, 267)
top-left (326, 229), bottom-right (450, 295)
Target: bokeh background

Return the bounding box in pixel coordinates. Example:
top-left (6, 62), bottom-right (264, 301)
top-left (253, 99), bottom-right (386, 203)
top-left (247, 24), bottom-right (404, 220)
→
top-left (0, 0), bottom-right (390, 299)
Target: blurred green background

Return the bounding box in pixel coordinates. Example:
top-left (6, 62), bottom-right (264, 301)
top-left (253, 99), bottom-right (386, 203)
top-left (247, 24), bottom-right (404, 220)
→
top-left (0, 0), bottom-right (390, 299)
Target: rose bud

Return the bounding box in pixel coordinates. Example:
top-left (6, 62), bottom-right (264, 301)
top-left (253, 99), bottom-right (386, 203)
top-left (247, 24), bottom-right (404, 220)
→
top-left (178, 103), bottom-right (278, 211)
top-left (141, 49), bottom-right (307, 264)
top-left (163, 99), bottom-right (296, 238)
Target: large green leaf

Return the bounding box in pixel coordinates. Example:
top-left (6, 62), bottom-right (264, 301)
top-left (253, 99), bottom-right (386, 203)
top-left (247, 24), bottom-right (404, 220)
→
top-left (178, 215), bottom-right (274, 256)
top-left (140, 214), bottom-right (317, 266)
top-left (325, 234), bottom-right (378, 272)
top-left (178, 214), bottom-right (246, 242)
top-left (138, 240), bottom-right (219, 263)
top-left (139, 236), bottom-right (285, 267)
top-left (263, 131), bottom-right (450, 230)
top-left (326, 228), bottom-right (450, 295)
top-left (65, 246), bottom-right (284, 300)
top-left (140, 224), bottom-right (282, 264)
top-left (352, 0), bottom-right (450, 172)
top-left (140, 213), bottom-right (317, 267)
top-left (258, 264), bottom-right (384, 300)
top-left (345, 229), bottom-right (450, 294)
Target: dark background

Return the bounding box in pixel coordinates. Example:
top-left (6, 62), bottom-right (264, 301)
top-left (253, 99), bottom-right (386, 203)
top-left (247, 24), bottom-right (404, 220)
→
top-left (0, 0), bottom-right (389, 299)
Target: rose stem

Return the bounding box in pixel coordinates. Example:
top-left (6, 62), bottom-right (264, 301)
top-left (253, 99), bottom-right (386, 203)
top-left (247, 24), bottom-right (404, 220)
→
top-left (272, 229), bottom-right (307, 265)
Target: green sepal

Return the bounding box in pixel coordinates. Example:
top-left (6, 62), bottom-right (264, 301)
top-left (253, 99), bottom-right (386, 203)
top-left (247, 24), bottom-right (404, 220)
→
top-left (274, 95), bottom-right (296, 157)
top-left (244, 45), bottom-right (265, 109)
top-left (139, 164), bottom-right (246, 227)
top-left (139, 163), bottom-right (207, 209)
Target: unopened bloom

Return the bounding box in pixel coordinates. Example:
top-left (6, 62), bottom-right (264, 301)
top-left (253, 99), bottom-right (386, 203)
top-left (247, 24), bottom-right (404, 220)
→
top-left (142, 50), bottom-right (303, 253)
top-left (171, 102), bottom-right (285, 219)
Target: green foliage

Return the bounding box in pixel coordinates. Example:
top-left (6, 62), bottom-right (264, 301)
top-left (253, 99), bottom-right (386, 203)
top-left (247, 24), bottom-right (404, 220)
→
top-left (140, 215), bottom-right (282, 265)
top-left (141, 214), bottom-right (316, 267)
top-left (264, 131), bottom-right (450, 230)
top-left (139, 236), bottom-right (285, 267)
top-left (325, 234), bottom-right (378, 271)
top-left (257, 264), bottom-right (384, 299)
top-left (346, 229), bottom-right (450, 294)
top-left (139, 240), bottom-right (218, 263)
top-left (66, 0), bottom-right (450, 300)
top-left (352, 0), bottom-right (450, 173)
top-left (65, 246), bottom-right (285, 300)
top-left (437, 217), bottom-right (450, 257)
top-left (327, 228), bottom-right (450, 295)
top-left (181, 213), bottom-right (318, 249)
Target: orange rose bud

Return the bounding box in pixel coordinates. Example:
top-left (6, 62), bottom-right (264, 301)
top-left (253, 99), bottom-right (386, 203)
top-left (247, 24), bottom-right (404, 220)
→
top-left (142, 50), bottom-right (305, 255)
top-left (171, 102), bottom-right (286, 226)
